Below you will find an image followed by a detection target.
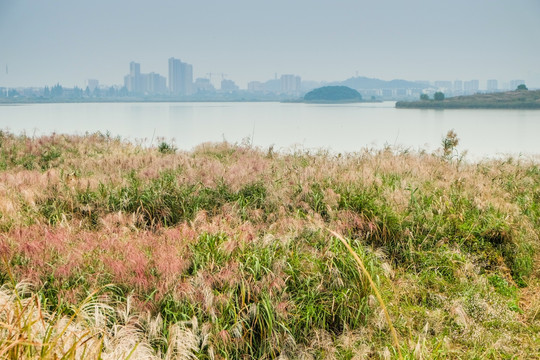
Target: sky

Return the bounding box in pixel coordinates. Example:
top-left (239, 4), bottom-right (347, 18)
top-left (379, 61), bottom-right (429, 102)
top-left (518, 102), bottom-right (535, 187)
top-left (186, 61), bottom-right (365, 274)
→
top-left (1, 0), bottom-right (539, 89)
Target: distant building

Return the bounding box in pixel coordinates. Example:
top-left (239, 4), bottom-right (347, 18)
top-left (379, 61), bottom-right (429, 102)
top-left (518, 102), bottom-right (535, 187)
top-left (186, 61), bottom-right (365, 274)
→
top-left (280, 74), bottom-right (301, 94)
top-left (453, 80), bottom-right (463, 92)
top-left (434, 81), bottom-right (453, 92)
top-left (487, 79), bottom-right (498, 92)
top-left (382, 89), bottom-right (394, 98)
top-left (193, 78), bottom-right (215, 93)
top-left (395, 88), bottom-right (407, 97)
top-left (168, 58), bottom-right (193, 95)
top-left (144, 72), bottom-right (167, 94)
top-left (86, 79), bottom-right (99, 92)
top-left (510, 79), bottom-right (526, 90)
top-left (221, 79), bottom-right (239, 92)
top-left (463, 80), bottom-right (479, 94)
top-left (247, 81), bottom-right (265, 92)
top-left (124, 61), bottom-right (143, 93)
top-left (124, 62), bottom-right (167, 95)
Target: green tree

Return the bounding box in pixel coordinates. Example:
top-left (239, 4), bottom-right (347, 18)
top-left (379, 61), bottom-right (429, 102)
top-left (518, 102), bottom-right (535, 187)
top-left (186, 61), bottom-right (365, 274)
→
top-left (434, 91), bottom-right (445, 101)
top-left (516, 84), bottom-right (528, 91)
top-left (420, 93), bottom-right (429, 100)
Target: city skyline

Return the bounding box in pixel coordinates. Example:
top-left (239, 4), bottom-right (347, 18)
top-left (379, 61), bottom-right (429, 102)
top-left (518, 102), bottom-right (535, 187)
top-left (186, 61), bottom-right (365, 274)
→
top-left (3, 56), bottom-right (532, 95)
top-left (3, 55), bottom-right (533, 93)
top-left (0, 54), bottom-right (536, 92)
top-left (1, 1), bottom-right (539, 88)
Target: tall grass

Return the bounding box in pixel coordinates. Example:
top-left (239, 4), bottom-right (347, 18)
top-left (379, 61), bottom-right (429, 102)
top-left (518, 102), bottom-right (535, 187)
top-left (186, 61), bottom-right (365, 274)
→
top-left (327, 228), bottom-right (403, 360)
top-left (0, 131), bottom-right (539, 358)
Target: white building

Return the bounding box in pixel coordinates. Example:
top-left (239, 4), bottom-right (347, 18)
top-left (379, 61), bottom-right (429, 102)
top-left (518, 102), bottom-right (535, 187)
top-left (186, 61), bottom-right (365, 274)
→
top-left (168, 58), bottom-right (193, 95)
top-left (487, 79), bottom-right (498, 92)
top-left (280, 74), bottom-right (301, 94)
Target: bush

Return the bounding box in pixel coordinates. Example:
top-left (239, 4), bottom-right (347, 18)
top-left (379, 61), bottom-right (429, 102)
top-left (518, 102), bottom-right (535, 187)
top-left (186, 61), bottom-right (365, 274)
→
top-left (158, 141), bottom-right (176, 154)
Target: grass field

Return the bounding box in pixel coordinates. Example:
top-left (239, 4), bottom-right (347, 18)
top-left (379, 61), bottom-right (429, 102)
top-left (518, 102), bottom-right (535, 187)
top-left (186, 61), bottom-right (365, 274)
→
top-left (0, 130), bottom-right (538, 359)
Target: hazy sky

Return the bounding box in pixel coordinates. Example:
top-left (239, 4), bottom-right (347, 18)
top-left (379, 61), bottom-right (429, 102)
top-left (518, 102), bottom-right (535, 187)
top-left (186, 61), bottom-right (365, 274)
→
top-left (1, 0), bottom-right (539, 88)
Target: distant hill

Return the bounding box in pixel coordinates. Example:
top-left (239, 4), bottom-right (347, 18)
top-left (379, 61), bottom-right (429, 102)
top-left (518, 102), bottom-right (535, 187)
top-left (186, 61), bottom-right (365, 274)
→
top-left (396, 89), bottom-right (540, 109)
top-left (304, 86), bottom-right (363, 103)
top-left (334, 76), bottom-right (427, 90)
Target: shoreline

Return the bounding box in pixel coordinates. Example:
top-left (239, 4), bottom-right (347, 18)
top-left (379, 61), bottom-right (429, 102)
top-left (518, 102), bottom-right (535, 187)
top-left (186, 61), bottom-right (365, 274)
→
top-left (396, 89), bottom-right (540, 109)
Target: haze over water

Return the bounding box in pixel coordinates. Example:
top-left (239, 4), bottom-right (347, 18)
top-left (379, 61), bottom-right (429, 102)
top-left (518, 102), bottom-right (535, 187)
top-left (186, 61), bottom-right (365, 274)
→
top-left (1, 1), bottom-right (540, 159)
top-left (1, 1), bottom-right (539, 88)
top-left (1, 102), bottom-right (539, 160)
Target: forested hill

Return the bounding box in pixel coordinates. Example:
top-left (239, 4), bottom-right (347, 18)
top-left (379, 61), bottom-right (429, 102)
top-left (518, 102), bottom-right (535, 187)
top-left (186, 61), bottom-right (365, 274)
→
top-left (304, 86), bottom-right (363, 103)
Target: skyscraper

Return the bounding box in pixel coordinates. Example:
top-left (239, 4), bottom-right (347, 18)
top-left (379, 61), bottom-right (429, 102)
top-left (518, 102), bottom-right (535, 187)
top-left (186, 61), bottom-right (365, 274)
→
top-left (168, 58), bottom-right (193, 95)
top-left (124, 62), bottom-right (166, 95)
top-left (453, 80), bottom-right (463, 93)
top-left (280, 74), bottom-right (301, 94)
top-left (124, 61), bottom-right (143, 93)
top-left (487, 79), bottom-right (498, 92)
top-left (463, 80), bottom-right (479, 94)
top-left (145, 73), bottom-right (167, 94)
top-left (130, 62), bottom-right (140, 78)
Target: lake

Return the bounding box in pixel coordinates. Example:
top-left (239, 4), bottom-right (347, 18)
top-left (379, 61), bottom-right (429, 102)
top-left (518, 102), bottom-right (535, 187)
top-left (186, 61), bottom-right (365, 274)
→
top-left (1, 101), bottom-right (539, 159)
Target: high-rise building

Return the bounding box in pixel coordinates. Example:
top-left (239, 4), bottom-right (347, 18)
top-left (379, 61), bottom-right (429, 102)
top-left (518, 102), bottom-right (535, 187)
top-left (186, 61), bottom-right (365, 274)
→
top-left (182, 62), bottom-right (193, 95)
top-left (463, 80), bottom-right (479, 94)
top-left (168, 58), bottom-right (181, 94)
top-left (168, 58), bottom-right (193, 95)
top-left (453, 80), bottom-right (463, 92)
top-left (280, 74), bottom-right (301, 94)
top-left (124, 62), bottom-right (166, 95)
top-left (487, 79), bottom-right (498, 92)
top-left (130, 62), bottom-right (140, 77)
top-left (145, 73), bottom-right (167, 94)
top-left (124, 61), bottom-right (143, 93)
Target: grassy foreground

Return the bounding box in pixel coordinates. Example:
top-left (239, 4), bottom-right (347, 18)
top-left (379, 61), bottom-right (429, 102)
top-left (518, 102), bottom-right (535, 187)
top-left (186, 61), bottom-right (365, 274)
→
top-left (0, 131), bottom-right (539, 359)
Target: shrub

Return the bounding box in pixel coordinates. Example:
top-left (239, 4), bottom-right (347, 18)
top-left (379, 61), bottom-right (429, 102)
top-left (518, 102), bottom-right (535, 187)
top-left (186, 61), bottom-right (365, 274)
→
top-left (158, 141), bottom-right (176, 154)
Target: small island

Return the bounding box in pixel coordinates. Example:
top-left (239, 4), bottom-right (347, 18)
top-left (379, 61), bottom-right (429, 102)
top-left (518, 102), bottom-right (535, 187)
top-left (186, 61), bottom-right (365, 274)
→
top-left (396, 88), bottom-right (540, 109)
top-left (303, 85), bottom-right (363, 103)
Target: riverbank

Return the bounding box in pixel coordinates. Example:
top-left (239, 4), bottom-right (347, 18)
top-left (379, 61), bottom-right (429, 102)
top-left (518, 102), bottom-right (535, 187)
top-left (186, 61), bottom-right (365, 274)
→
top-left (0, 132), bottom-right (538, 358)
top-left (396, 89), bottom-right (540, 109)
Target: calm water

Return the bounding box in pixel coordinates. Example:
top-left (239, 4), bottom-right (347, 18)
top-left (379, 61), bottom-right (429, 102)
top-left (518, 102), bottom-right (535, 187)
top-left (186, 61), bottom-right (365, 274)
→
top-left (1, 101), bottom-right (539, 159)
